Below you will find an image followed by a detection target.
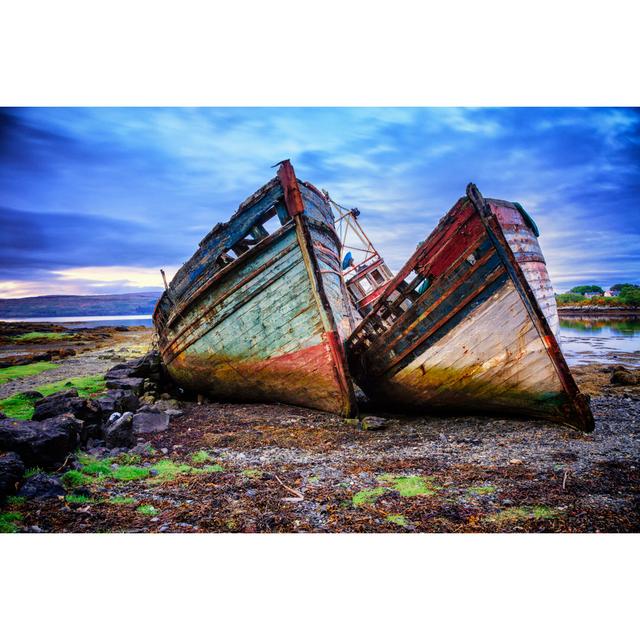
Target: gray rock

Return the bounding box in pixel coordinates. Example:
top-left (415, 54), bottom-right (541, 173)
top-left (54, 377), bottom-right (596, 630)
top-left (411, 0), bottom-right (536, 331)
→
top-left (105, 362), bottom-right (135, 378)
top-left (154, 399), bottom-right (182, 411)
top-left (102, 412), bottom-right (134, 448)
top-left (18, 473), bottom-right (65, 499)
top-left (138, 403), bottom-right (162, 414)
top-left (164, 409), bottom-right (184, 417)
top-left (106, 377), bottom-right (145, 394)
top-left (129, 441), bottom-right (154, 456)
top-left (0, 415), bottom-right (82, 468)
top-left (32, 389), bottom-right (102, 428)
top-left (133, 411), bottom-right (170, 434)
top-left (0, 452), bottom-right (25, 500)
top-left (98, 389), bottom-right (140, 414)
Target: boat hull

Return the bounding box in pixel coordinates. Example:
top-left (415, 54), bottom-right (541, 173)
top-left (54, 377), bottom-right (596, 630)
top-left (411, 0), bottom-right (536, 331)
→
top-left (347, 186), bottom-right (594, 431)
top-left (154, 163), bottom-right (356, 416)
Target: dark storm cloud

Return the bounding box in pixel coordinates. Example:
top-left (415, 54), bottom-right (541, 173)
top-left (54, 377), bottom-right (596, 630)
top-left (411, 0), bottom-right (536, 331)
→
top-left (0, 206), bottom-right (186, 272)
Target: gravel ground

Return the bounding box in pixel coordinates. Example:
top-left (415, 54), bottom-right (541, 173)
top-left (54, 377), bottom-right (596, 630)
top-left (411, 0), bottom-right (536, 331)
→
top-left (3, 330), bottom-right (639, 533)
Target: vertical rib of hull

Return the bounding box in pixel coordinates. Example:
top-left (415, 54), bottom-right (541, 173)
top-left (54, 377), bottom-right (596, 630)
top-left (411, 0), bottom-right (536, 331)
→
top-left (154, 162), bottom-right (356, 417)
top-left (348, 188), bottom-right (594, 431)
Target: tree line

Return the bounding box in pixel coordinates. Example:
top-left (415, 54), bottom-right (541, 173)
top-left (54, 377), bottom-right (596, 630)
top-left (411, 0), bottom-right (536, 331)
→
top-left (556, 283), bottom-right (640, 306)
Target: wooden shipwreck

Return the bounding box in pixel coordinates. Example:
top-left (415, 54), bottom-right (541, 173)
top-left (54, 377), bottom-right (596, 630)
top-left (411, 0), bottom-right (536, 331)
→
top-left (347, 184), bottom-right (595, 431)
top-left (153, 161), bottom-right (357, 416)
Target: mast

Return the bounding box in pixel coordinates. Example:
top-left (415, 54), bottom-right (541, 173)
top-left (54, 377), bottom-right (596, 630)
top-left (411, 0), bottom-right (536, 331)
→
top-left (324, 191), bottom-right (394, 316)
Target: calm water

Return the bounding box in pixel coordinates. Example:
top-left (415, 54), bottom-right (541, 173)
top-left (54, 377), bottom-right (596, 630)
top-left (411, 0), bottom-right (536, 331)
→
top-left (3, 314), bottom-right (639, 366)
top-left (559, 317), bottom-right (640, 366)
top-left (0, 315), bottom-right (153, 328)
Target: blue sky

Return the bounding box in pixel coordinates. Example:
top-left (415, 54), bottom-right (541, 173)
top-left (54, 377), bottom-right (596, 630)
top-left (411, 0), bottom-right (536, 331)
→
top-left (1, 107), bottom-right (638, 298)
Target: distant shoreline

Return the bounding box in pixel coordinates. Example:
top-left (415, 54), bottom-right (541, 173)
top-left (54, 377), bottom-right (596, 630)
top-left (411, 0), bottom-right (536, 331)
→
top-left (558, 306), bottom-right (640, 318)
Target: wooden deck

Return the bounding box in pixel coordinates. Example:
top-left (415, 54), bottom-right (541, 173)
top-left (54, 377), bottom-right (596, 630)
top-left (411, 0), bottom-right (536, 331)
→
top-left (347, 185), bottom-right (594, 431)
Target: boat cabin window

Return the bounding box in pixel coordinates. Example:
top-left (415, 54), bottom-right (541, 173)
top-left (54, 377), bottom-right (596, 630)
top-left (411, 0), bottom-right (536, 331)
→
top-left (360, 277), bottom-right (373, 293)
top-left (371, 269), bottom-right (385, 285)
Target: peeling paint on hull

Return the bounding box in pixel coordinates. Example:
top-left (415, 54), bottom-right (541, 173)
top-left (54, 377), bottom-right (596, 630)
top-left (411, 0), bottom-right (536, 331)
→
top-left (348, 185), bottom-right (594, 432)
top-left (153, 162), bottom-right (356, 417)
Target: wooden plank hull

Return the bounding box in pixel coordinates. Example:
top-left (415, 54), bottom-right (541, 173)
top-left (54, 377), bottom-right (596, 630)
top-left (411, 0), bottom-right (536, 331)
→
top-left (347, 185), bottom-right (594, 431)
top-left (153, 162), bottom-right (356, 416)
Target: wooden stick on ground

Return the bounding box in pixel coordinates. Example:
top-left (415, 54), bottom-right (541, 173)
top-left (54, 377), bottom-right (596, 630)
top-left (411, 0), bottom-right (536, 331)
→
top-left (274, 474), bottom-right (304, 500)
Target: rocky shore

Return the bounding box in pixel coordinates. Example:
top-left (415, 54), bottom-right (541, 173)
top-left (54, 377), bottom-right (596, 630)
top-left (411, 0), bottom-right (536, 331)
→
top-left (0, 324), bottom-right (638, 533)
top-left (558, 306), bottom-right (640, 317)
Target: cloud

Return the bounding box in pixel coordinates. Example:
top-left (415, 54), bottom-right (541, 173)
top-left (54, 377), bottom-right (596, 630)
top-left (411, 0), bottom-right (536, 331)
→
top-left (1, 107), bottom-right (639, 297)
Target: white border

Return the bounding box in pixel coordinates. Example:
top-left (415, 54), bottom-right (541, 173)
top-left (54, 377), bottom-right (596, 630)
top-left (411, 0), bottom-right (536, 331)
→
top-left (1, 1), bottom-right (638, 636)
top-left (1, 1), bottom-right (639, 106)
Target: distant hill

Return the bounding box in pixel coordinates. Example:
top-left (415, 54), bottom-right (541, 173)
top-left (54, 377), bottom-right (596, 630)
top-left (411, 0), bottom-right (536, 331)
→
top-left (0, 291), bottom-right (161, 319)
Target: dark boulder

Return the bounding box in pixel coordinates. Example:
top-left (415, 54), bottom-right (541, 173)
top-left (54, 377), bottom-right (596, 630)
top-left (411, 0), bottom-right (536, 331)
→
top-left (32, 389), bottom-right (102, 426)
top-left (18, 473), bottom-right (65, 499)
top-left (0, 415), bottom-right (82, 469)
top-left (133, 410), bottom-right (170, 434)
top-left (105, 366), bottom-right (135, 380)
top-left (21, 390), bottom-right (45, 401)
top-left (0, 452), bottom-right (25, 501)
top-left (128, 351), bottom-right (161, 378)
top-left (106, 377), bottom-right (144, 394)
top-left (102, 412), bottom-right (134, 448)
top-left (97, 389), bottom-right (140, 414)
top-left (611, 367), bottom-right (639, 386)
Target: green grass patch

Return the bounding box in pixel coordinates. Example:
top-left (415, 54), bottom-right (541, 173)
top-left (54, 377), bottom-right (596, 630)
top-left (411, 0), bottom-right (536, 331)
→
top-left (12, 332), bottom-right (73, 342)
top-left (5, 496), bottom-right (26, 507)
top-left (24, 467), bottom-right (43, 479)
top-left (108, 496), bottom-right (136, 505)
top-left (0, 362), bottom-right (59, 386)
top-left (352, 486), bottom-right (388, 507)
top-left (0, 511), bottom-right (23, 533)
top-left (136, 504), bottom-right (158, 516)
top-left (0, 374), bottom-right (108, 420)
top-left (191, 450), bottom-right (211, 464)
top-left (37, 374), bottom-right (106, 398)
top-left (200, 464), bottom-right (224, 473)
top-left (378, 474), bottom-right (441, 497)
top-left (467, 485), bottom-right (497, 496)
top-left (386, 514), bottom-right (409, 527)
top-left (149, 459), bottom-right (194, 482)
top-left (488, 505), bottom-right (558, 524)
top-left (111, 465), bottom-right (150, 482)
top-left (241, 468), bottom-right (262, 479)
top-left (66, 494), bottom-right (96, 505)
top-left (0, 392), bottom-right (40, 420)
top-left (76, 452), bottom-right (114, 478)
top-left (62, 469), bottom-right (94, 488)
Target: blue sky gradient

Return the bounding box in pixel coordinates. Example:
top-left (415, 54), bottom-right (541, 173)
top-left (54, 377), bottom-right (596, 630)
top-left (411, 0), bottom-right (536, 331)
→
top-left (1, 107), bottom-right (638, 297)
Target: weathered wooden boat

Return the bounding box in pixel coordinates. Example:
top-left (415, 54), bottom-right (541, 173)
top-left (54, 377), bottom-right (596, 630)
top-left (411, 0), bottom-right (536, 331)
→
top-left (153, 160), bottom-right (357, 416)
top-left (347, 184), bottom-right (594, 431)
